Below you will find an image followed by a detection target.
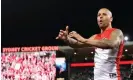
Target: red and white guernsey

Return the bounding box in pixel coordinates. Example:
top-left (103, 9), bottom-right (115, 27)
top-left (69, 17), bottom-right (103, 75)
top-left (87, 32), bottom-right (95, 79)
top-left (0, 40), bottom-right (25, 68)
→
top-left (94, 28), bottom-right (124, 80)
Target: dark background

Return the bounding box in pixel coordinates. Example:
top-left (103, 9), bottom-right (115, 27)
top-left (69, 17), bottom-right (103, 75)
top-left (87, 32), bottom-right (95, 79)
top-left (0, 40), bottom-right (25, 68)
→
top-left (2, 0), bottom-right (133, 47)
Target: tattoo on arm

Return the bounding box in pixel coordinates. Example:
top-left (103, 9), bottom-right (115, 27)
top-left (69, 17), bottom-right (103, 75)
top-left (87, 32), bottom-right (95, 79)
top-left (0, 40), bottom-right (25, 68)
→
top-left (64, 37), bottom-right (84, 48)
top-left (65, 35), bottom-right (96, 48)
top-left (64, 29), bottom-right (124, 49)
top-left (96, 29), bottom-right (124, 48)
top-left (80, 29), bottom-right (124, 49)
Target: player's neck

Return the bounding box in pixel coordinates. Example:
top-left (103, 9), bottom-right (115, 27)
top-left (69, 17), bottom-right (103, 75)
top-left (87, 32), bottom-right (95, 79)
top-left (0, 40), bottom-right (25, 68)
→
top-left (100, 24), bottom-right (112, 33)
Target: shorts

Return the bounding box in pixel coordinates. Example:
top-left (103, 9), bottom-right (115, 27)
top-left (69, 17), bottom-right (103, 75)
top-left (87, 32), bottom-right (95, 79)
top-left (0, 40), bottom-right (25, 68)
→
top-left (94, 68), bottom-right (121, 80)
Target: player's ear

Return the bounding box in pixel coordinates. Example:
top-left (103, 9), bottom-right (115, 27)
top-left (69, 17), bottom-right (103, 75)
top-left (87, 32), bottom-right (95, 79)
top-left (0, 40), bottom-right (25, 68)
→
top-left (110, 16), bottom-right (113, 22)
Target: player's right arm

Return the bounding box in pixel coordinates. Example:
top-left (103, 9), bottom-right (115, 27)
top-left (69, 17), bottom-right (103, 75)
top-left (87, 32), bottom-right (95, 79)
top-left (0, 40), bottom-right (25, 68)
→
top-left (56, 26), bottom-right (96, 48)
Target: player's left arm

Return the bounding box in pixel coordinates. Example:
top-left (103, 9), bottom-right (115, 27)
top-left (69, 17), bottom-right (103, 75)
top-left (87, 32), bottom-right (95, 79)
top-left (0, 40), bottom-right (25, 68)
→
top-left (80, 29), bottom-right (124, 49)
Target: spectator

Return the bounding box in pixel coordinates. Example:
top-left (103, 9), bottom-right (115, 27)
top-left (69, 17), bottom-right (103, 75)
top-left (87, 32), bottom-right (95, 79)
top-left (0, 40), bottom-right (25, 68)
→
top-left (1, 51), bottom-right (56, 80)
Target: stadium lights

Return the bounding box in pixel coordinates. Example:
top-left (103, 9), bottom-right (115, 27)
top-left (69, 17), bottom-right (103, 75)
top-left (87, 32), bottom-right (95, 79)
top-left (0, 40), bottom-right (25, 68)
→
top-left (85, 57), bottom-right (87, 60)
top-left (125, 49), bottom-right (128, 52)
top-left (124, 36), bottom-right (129, 41)
top-left (91, 52), bottom-right (94, 54)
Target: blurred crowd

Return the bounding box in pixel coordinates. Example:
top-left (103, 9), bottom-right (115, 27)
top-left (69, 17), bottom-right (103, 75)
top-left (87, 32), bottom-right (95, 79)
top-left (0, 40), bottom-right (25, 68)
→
top-left (1, 51), bottom-right (56, 80)
top-left (70, 67), bottom-right (94, 80)
top-left (1, 50), bottom-right (133, 80)
top-left (70, 65), bottom-right (133, 80)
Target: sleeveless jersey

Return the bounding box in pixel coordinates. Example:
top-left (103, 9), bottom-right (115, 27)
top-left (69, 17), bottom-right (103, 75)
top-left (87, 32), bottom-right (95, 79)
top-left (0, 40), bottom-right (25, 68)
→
top-left (94, 28), bottom-right (124, 80)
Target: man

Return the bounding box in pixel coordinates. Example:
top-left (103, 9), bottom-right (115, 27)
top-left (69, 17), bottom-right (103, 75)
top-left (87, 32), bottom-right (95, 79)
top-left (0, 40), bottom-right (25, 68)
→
top-left (56, 8), bottom-right (124, 80)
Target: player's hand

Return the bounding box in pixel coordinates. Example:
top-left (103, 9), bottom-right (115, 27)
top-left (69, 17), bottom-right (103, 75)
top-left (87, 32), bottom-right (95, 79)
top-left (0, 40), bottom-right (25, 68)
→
top-left (68, 31), bottom-right (79, 38)
top-left (56, 26), bottom-right (69, 41)
top-left (69, 31), bottom-right (86, 42)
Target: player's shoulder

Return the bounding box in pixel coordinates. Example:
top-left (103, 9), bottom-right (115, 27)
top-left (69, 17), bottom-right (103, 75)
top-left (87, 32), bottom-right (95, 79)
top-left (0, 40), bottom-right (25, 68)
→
top-left (110, 28), bottom-right (124, 40)
top-left (112, 28), bottom-right (123, 35)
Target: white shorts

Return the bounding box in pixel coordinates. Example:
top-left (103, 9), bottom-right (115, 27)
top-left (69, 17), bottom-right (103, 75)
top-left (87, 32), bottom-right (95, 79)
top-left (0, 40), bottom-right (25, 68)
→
top-left (94, 68), bottom-right (121, 80)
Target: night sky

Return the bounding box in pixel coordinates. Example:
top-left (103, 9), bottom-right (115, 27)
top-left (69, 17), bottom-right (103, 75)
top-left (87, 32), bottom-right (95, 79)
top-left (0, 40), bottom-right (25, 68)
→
top-left (2, 0), bottom-right (133, 47)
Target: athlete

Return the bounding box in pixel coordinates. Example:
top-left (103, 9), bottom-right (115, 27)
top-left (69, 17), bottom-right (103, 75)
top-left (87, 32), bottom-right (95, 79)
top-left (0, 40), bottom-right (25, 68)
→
top-left (56, 8), bottom-right (124, 80)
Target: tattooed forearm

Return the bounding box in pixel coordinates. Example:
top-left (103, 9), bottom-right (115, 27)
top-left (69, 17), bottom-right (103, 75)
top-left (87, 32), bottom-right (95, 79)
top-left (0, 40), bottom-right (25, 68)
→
top-left (64, 37), bottom-right (88, 48)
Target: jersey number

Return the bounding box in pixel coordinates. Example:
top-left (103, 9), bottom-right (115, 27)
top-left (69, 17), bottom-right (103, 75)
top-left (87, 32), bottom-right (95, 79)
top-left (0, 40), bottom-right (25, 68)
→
top-left (109, 73), bottom-right (116, 78)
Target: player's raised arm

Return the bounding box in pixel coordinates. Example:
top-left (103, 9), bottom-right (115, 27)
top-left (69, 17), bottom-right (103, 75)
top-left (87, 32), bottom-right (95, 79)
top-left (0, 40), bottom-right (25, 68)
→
top-left (69, 29), bottom-right (123, 49)
top-left (56, 26), bottom-right (94, 48)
